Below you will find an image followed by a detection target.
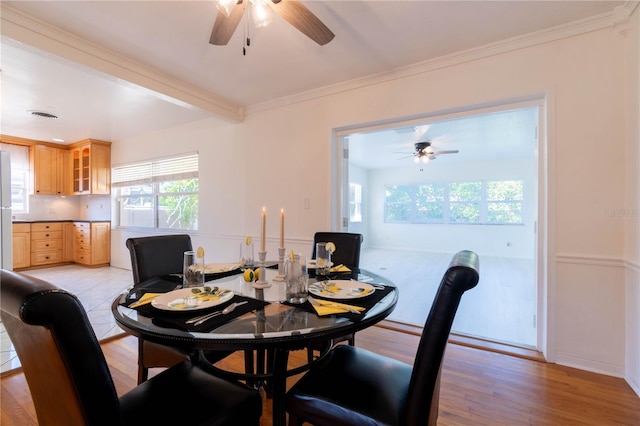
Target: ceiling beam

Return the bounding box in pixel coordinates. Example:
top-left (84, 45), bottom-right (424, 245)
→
top-left (1, 4), bottom-right (245, 123)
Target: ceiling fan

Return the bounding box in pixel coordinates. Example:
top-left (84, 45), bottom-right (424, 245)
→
top-left (396, 141), bottom-right (459, 163)
top-left (210, 0), bottom-right (335, 46)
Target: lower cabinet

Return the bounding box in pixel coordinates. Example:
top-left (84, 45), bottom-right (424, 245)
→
top-left (73, 221), bottom-right (111, 266)
top-left (31, 222), bottom-right (63, 267)
top-left (63, 222), bottom-right (75, 262)
top-left (12, 221), bottom-right (110, 270)
top-left (12, 223), bottom-right (31, 269)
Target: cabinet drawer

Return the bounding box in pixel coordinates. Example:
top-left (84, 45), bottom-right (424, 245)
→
top-left (32, 239), bottom-right (62, 251)
top-left (31, 222), bottom-right (63, 232)
top-left (75, 243), bottom-right (90, 253)
top-left (13, 223), bottom-right (31, 233)
top-left (31, 250), bottom-right (62, 265)
top-left (74, 250), bottom-right (91, 265)
top-left (31, 230), bottom-right (63, 240)
top-left (75, 233), bottom-right (91, 245)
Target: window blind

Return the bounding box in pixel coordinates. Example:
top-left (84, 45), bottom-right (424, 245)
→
top-left (112, 153), bottom-right (198, 187)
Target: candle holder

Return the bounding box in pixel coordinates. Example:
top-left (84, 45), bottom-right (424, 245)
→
top-left (273, 247), bottom-right (286, 282)
top-left (253, 250), bottom-right (271, 288)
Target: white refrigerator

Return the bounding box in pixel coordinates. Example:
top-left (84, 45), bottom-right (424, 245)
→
top-left (1, 151), bottom-right (12, 270)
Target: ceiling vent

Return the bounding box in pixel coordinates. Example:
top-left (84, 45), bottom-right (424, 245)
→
top-left (29, 111), bottom-right (58, 119)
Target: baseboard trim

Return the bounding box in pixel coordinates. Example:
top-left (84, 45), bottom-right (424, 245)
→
top-left (376, 319), bottom-right (546, 363)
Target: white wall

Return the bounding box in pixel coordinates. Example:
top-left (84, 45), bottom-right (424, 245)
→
top-left (624, 7), bottom-right (640, 396)
top-left (111, 25), bottom-right (634, 384)
top-left (366, 158), bottom-right (535, 258)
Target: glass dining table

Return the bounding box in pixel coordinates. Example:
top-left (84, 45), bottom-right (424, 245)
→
top-left (111, 265), bottom-right (398, 426)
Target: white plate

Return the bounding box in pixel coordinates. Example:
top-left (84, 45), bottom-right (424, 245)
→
top-left (202, 263), bottom-right (241, 274)
top-left (308, 280), bottom-right (375, 299)
top-left (151, 286), bottom-right (233, 311)
top-left (307, 260), bottom-right (333, 270)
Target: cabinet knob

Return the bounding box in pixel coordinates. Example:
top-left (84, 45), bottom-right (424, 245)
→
top-left (45, 234), bottom-right (49, 237)
top-left (46, 244), bottom-right (49, 247)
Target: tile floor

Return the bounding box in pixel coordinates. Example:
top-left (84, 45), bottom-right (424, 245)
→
top-left (1, 264), bottom-right (132, 373)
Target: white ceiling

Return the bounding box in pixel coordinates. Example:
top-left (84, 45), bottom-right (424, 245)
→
top-left (0, 0), bottom-right (628, 165)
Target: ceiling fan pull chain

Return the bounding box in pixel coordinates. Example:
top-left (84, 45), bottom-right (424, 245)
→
top-left (243, 8), bottom-right (250, 55)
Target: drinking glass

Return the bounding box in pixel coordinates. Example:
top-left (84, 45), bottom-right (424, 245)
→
top-left (285, 254), bottom-right (308, 304)
top-left (183, 250), bottom-right (204, 288)
top-left (315, 242), bottom-right (331, 277)
top-left (240, 239), bottom-right (254, 268)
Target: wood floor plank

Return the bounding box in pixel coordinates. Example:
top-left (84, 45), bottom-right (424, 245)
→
top-left (1, 327), bottom-right (638, 426)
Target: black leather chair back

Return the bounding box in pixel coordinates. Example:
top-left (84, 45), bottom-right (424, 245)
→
top-left (126, 234), bottom-right (192, 284)
top-left (311, 232), bottom-right (363, 268)
top-left (1, 269), bottom-right (123, 425)
top-left (406, 250), bottom-right (480, 425)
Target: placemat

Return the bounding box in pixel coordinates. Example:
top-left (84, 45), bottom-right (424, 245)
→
top-left (283, 284), bottom-right (395, 320)
top-left (150, 295), bottom-right (269, 333)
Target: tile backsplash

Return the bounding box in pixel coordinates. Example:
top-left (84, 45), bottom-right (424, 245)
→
top-left (13, 194), bottom-right (111, 222)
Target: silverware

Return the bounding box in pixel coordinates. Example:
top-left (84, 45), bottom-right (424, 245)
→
top-left (187, 301), bottom-right (248, 326)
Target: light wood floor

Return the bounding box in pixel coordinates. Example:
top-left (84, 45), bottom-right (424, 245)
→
top-left (361, 248), bottom-right (536, 348)
top-left (2, 326), bottom-right (638, 426)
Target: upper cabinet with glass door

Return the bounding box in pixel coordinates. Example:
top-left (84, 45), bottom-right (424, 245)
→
top-left (69, 139), bottom-right (111, 195)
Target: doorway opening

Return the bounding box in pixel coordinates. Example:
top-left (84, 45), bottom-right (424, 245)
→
top-left (337, 101), bottom-right (543, 350)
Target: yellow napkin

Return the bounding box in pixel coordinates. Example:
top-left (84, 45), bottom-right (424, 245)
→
top-left (129, 292), bottom-right (161, 309)
top-left (330, 264), bottom-right (351, 273)
top-left (309, 298), bottom-right (365, 316)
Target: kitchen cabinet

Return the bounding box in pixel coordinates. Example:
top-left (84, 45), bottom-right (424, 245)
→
top-left (30, 222), bottom-right (63, 267)
top-left (33, 145), bottom-right (68, 195)
top-left (73, 221), bottom-right (111, 266)
top-left (63, 222), bottom-right (75, 262)
top-left (12, 223), bottom-right (31, 269)
top-left (69, 140), bottom-right (111, 195)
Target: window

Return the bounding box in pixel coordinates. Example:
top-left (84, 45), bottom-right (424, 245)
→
top-left (486, 180), bottom-right (523, 223)
top-left (349, 183), bottom-right (362, 222)
top-left (113, 153), bottom-right (199, 230)
top-left (415, 183), bottom-right (445, 222)
top-left (384, 179), bottom-right (523, 225)
top-left (0, 143), bottom-right (30, 214)
top-left (449, 182), bottom-right (481, 223)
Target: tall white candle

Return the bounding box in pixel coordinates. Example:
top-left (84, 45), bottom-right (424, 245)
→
top-left (280, 209), bottom-right (285, 248)
top-left (261, 207), bottom-right (266, 252)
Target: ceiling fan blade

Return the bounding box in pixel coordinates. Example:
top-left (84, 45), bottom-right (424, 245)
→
top-left (210, 1), bottom-right (247, 45)
top-left (396, 155), bottom-right (414, 160)
top-left (431, 150), bottom-right (459, 155)
top-left (269, 0), bottom-right (335, 45)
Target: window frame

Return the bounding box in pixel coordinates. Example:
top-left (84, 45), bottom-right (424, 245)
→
top-left (112, 153), bottom-right (199, 230)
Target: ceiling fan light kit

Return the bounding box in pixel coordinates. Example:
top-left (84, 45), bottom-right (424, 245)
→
top-left (396, 140), bottom-right (459, 164)
top-left (210, 0), bottom-right (335, 52)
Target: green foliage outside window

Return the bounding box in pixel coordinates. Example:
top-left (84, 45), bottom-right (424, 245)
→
top-left (385, 185), bottom-right (413, 222)
top-left (159, 179), bottom-right (199, 229)
top-left (384, 180), bottom-right (524, 225)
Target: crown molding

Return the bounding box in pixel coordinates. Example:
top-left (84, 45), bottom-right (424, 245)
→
top-left (246, 10), bottom-right (622, 115)
top-left (612, 1), bottom-right (640, 36)
top-left (0, 4), bottom-right (244, 123)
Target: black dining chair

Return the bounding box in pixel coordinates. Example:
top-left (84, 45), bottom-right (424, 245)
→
top-left (308, 232), bottom-right (364, 361)
top-left (311, 232), bottom-right (364, 270)
top-left (0, 269), bottom-right (262, 426)
top-left (126, 234), bottom-right (233, 383)
top-left (286, 250), bottom-right (480, 426)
